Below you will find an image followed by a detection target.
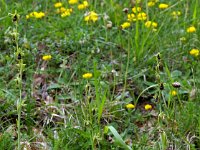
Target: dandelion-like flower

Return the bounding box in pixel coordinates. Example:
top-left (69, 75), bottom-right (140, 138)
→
top-left (136, 12), bottom-right (147, 20)
top-left (145, 21), bottom-right (158, 28)
top-left (148, 2), bottom-right (156, 7)
top-left (68, 0), bottom-right (78, 5)
top-left (121, 22), bottom-right (131, 29)
top-left (132, 6), bottom-right (141, 13)
top-left (54, 2), bottom-right (62, 8)
top-left (190, 49), bottom-right (199, 57)
top-left (82, 73), bottom-right (93, 79)
top-left (159, 3), bottom-right (169, 9)
top-left (126, 104), bottom-right (135, 109)
top-left (187, 26), bottom-right (196, 33)
top-left (26, 11), bottom-right (45, 19)
top-left (61, 9), bottom-right (72, 17)
top-left (170, 90), bottom-right (177, 96)
top-left (171, 11), bottom-right (181, 18)
top-left (42, 55), bottom-right (52, 61)
top-left (144, 104), bottom-right (152, 110)
top-left (78, 1), bottom-right (89, 10)
top-left (84, 11), bottom-right (98, 22)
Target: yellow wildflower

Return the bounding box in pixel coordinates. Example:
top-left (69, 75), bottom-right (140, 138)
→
top-left (171, 11), bottom-right (181, 18)
top-left (148, 2), bottom-right (156, 7)
top-left (84, 11), bottom-right (98, 22)
top-left (56, 7), bottom-right (67, 13)
top-left (82, 73), bottom-right (93, 79)
top-left (170, 90), bottom-right (177, 96)
top-left (127, 13), bottom-right (136, 22)
top-left (78, 1), bottom-right (89, 10)
top-left (159, 3), bottom-right (169, 9)
top-left (27, 12), bottom-right (45, 19)
top-left (42, 55), bottom-right (52, 61)
top-left (83, 1), bottom-right (89, 7)
top-left (26, 15), bottom-right (30, 19)
top-left (132, 6), bottom-right (141, 13)
top-left (144, 104), bottom-right (152, 110)
top-left (78, 4), bottom-right (85, 10)
top-left (126, 104), bottom-right (135, 109)
top-left (34, 12), bottom-right (45, 19)
top-left (137, 12), bottom-right (147, 20)
top-left (145, 21), bottom-right (158, 28)
top-left (54, 2), bottom-right (62, 8)
top-left (187, 26), bottom-right (196, 33)
top-left (68, 0), bottom-right (78, 5)
top-left (121, 22), bottom-right (131, 29)
top-left (190, 49), bottom-right (199, 57)
top-left (61, 9), bottom-right (72, 17)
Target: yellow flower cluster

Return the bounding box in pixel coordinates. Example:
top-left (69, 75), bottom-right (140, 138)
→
top-left (68, 0), bottom-right (78, 5)
top-left (82, 73), bottom-right (93, 79)
top-left (187, 26), bottom-right (196, 33)
top-left (145, 21), bottom-right (158, 31)
top-left (26, 12), bottom-right (45, 19)
top-left (61, 9), bottom-right (73, 17)
top-left (190, 49), bottom-right (199, 57)
top-left (84, 11), bottom-right (98, 22)
top-left (171, 11), bottom-right (181, 18)
top-left (159, 3), bottom-right (169, 9)
top-left (42, 55), bottom-right (52, 61)
top-left (147, 0), bottom-right (159, 7)
top-left (121, 22), bottom-right (131, 29)
top-left (127, 7), bottom-right (147, 22)
top-left (78, 1), bottom-right (89, 10)
top-left (54, 2), bottom-right (73, 17)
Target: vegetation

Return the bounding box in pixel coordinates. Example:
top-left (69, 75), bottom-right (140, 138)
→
top-left (0, 0), bottom-right (200, 149)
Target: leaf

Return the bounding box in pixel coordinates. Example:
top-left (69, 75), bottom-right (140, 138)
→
top-left (171, 70), bottom-right (182, 78)
top-left (47, 83), bottom-right (62, 90)
top-left (106, 126), bottom-right (132, 150)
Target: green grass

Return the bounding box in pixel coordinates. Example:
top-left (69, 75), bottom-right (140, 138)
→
top-left (0, 0), bottom-right (200, 149)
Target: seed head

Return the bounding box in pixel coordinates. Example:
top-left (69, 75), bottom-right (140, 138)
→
top-left (172, 82), bottom-right (181, 88)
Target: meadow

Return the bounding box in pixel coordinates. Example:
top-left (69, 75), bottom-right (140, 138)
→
top-left (0, 0), bottom-right (200, 149)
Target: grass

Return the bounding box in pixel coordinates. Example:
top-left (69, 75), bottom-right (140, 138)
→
top-left (0, 0), bottom-right (200, 149)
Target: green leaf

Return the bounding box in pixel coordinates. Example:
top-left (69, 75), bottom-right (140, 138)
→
top-left (107, 126), bottom-right (132, 150)
top-left (47, 83), bottom-right (62, 90)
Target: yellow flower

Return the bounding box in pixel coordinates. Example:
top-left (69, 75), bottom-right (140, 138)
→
top-left (83, 1), bottom-right (89, 7)
top-left (42, 55), bottom-right (52, 61)
top-left (121, 22), bottom-right (131, 29)
top-left (54, 2), bottom-right (62, 8)
top-left (145, 21), bottom-right (158, 28)
top-left (126, 104), bottom-right (135, 109)
top-left (56, 7), bottom-right (67, 13)
top-left (78, 4), bottom-right (85, 10)
top-left (26, 15), bottom-right (30, 19)
top-left (190, 49), bottom-right (199, 57)
top-left (137, 12), bottom-right (147, 20)
top-left (84, 11), bottom-right (98, 22)
top-left (28, 12), bottom-right (45, 19)
top-left (78, 1), bottom-right (88, 10)
top-left (159, 3), bottom-right (169, 9)
top-left (144, 104), bottom-right (152, 110)
top-left (148, 2), bottom-right (156, 7)
top-left (171, 11), bottom-right (181, 18)
top-left (82, 73), bottom-right (93, 79)
top-left (170, 90), bottom-right (177, 96)
top-left (132, 6), bottom-right (141, 13)
top-left (34, 12), bottom-right (45, 19)
top-left (187, 26), bottom-right (196, 33)
top-left (68, 0), bottom-right (78, 5)
top-left (127, 13), bottom-right (136, 22)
